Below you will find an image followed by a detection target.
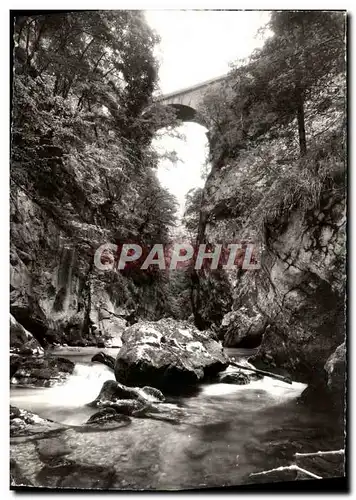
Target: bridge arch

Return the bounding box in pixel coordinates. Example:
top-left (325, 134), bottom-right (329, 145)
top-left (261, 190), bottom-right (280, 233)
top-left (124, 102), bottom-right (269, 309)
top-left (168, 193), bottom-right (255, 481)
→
top-left (156, 74), bottom-right (228, 129)
top-left (165, 103), bottom-right (208, 128)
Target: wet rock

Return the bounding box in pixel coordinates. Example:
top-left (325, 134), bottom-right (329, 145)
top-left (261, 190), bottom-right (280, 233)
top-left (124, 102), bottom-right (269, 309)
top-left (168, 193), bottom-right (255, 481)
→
top-left (91, 352), bottom-right (115, 370)
top-left (109, 400), bottom-right (146, 416)
top-left (218, 371), bottom-right (250, 385)
top-left (11, 356), bottom-right (75, 387)
top-left (86, 407), bottom-right (131, 425)
top-left (141, 386), bottom-right (165, 402)
top-left (10, 458), bottom-right (33, 487)
top-left (10, 406), bottom-right (59, 436)
top-left (37, 438), bottom-right (72, 463)
top-left (87, 380), bottom-right (141, 407)
top-left (115, 318), bottom-right (229, 392)
top-left (87, 380), bottom-right (165, 408)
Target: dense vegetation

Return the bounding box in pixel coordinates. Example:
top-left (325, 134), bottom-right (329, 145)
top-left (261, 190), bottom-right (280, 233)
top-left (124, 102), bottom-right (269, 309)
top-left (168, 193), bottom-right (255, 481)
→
top-left (11, 12), bottom-right (182, 324)
top-left (199, 11), bottom-right (346, 241)
top-left (189, 11), bottom-right (346, 330)
top-left (11, 11), bottom-right (346, 334)
top-left (12, 12), bottom-right (179, 241)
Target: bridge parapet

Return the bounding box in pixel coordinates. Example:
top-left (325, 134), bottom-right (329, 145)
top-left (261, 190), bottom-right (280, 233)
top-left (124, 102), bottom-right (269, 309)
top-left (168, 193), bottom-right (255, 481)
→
top-left (157, 74), bottom-right (228, 126)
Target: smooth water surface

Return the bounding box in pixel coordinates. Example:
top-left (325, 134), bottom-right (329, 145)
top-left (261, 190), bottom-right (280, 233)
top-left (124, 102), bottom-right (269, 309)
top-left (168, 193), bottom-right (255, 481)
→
top-left (10, 347), bottom-right (344, 489)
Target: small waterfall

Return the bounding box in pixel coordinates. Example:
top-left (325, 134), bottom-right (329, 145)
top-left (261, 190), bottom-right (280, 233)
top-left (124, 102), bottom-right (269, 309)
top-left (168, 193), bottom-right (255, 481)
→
top-left (47, 363), bottom-right (115, 407)
top-left (11, 363), bottom-right (114, 412)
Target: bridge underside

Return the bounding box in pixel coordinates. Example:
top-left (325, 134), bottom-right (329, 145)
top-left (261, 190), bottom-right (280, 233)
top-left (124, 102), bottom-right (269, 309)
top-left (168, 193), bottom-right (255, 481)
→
top-left (168, 104), bottom-right (208, 128)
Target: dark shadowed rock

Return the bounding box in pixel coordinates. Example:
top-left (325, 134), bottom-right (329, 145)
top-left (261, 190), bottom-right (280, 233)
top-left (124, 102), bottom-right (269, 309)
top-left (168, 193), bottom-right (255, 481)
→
top-left (221, 308), bottom-right (266, 348)
top-left (11, 356), bottom-right (75, 387)
top-left (218, 371), bottom-right (250, 385)
top-left (10, 290), bottom-right (49, 347)
top-left (114, 318), bottom-right (228, 392)
top-left (10, 355), bottom-right (22, 379)
top-left (323, 342), bottom-right (346, 411)
top-left (91, 352), bottom-right (115, 370)
top-left (10, 314), bottom-right (44, 355)
top-left (324, 342), bottom-right (346, 393)
top-left (86, 407), bottom-right (131, 425)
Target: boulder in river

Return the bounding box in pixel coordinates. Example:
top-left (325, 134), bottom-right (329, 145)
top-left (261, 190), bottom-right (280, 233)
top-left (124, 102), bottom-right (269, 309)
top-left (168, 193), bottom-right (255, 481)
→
top-left (218, 371), bottom-right (250, 385)
top-left (86, 407), bottom-right (131, 425)
top-left (114, 318), bottom-right (229, 392)
top-left (87, 380), bottom-right (165, 408)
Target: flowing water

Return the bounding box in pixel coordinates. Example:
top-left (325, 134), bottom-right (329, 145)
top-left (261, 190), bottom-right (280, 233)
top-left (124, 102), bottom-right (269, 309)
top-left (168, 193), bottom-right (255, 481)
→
top-left (10, 347), bottom-right (345, 489)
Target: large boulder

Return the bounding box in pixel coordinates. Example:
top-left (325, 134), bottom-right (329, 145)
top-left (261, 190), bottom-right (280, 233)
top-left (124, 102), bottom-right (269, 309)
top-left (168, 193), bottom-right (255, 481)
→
top-left (221, 307), bottom-right (266, 347)
top-left (87, 380), bottom-right (165, 408)
top-left (114, 319), bottom-right (229, 392)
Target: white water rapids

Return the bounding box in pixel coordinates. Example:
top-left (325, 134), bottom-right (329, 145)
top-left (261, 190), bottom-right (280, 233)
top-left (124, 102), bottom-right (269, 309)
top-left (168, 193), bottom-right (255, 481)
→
top-left (10, 350), bottom-right (307, 426)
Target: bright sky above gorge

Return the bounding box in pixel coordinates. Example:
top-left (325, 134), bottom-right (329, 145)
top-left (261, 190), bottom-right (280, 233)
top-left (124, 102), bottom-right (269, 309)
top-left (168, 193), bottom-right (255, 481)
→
top-left (145, 10), bottom-right (271, 218)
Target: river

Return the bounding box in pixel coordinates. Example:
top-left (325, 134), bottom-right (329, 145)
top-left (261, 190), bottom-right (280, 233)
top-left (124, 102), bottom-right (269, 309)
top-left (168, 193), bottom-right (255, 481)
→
top-left (10, 347), bottom-right (345, 490)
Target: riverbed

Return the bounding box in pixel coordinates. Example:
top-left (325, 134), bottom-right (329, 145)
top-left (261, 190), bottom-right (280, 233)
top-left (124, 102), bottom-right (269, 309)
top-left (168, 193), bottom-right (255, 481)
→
top-left (10, 347), bottom-right (345, 490)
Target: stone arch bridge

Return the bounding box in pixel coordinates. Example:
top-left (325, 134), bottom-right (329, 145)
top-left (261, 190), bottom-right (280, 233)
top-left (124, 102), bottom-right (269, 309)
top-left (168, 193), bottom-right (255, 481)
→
top-left (157, 74), bottom-right (228, 127)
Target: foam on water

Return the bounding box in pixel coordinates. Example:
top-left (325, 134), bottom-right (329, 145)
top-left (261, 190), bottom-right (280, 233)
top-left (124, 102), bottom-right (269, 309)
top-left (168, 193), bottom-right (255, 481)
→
top-left (50, 363), bottom-right (116, 406)
top-left (201, 376), bottom-right (307, 401)
top-left (11, 363), bottom-right (115, 411)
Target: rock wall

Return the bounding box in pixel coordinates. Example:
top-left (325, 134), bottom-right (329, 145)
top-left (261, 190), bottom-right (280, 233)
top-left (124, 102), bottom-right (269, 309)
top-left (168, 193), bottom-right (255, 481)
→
top-left (10, 187), bottom-right (166, 347)
top-left (194, 161), bottom-right (346, 385)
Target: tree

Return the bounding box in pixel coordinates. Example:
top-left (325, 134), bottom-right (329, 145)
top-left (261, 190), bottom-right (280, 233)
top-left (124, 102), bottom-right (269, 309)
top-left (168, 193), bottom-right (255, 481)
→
top-left (182, 188), bottom-right (203, 238)
top-left (230, 11), bottom-right (346, 156)
top-left (12, 10), bottom-right (179, 256)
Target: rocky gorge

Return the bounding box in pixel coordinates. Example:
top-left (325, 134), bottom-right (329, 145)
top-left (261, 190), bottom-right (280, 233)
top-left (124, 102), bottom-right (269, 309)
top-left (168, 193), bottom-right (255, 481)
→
top-left (10, 10), bottom-right (346, 491)
top-left (190, 147), bottom-right (346, 403)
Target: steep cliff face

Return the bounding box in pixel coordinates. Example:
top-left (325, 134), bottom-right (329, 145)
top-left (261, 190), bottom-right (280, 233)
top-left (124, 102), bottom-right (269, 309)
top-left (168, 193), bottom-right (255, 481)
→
top-left (249, 193), bottom-right (345, 381)
top-left (193, 141), bottom-right (346, 385)
top-left (10, 186), bottom-right (168, 348)
top-left (10, 12), bottom-right (180, 348)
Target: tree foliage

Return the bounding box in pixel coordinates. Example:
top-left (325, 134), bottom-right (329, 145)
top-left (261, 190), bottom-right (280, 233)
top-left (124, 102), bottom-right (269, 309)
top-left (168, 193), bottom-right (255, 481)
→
top-left (197, 10), bottom-right (346, 249)
top-left (12, 11), bottom-right (178, 246)
top-left (201, 11), bottom-right (345, 161)
top-left (182, 187), bottom-right (203, 238)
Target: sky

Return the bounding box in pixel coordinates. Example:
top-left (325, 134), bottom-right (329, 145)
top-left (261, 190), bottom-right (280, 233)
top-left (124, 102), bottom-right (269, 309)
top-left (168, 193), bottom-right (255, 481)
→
top-left (145, 10), bottom-right (271, 217)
